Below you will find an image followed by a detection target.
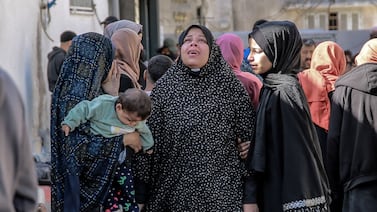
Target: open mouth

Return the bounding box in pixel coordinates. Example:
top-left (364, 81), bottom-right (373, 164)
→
top-left (188, 50), bottom-right (199, 55)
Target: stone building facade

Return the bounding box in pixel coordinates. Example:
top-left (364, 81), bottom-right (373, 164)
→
top-left (158, 0), bottom-right (377, 41)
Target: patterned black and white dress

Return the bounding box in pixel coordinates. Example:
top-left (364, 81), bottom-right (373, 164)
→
top-left (144, 26), bottom-right (256, 211)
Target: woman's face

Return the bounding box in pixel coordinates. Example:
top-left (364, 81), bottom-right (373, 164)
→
top-left (180, 27), bottom-right (210, 69)
top-left (247, 38), bottom-right (272, 75)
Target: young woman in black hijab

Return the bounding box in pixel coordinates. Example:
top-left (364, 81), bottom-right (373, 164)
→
top-left (243, 21), bottom-right (331, 212)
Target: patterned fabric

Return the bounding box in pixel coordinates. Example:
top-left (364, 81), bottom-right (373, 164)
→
top-left (104, 165), bottom-right (139, 212)
top-left (144, 25), bottom-right (256, 211)
top-left (283, 196), bottom-right (327, 211)
top-left (50, 32), bottom-right (124, 211)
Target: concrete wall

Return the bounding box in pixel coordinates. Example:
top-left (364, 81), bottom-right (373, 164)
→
top-left (0, 0), bottom-right (109, 153)
top-left (0, 0), bottom-right (42, 151)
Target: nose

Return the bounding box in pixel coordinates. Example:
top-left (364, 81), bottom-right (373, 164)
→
top-left (188, 39), bottom-right (198, 46)
top-left (190, 42), bottom-right (198, 46)
top-left (247, 52), bottom-right (253, 62)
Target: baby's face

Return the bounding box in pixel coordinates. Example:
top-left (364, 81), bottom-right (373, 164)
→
top-left (116, 104), bottom-right (142, 127)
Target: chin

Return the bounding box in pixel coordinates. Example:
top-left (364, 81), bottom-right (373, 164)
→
top-left (186, 63), bottom-right (201, 69)
top-left (253, 70), bottom-right (261, 74)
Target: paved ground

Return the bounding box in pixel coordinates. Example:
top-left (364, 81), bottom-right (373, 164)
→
top-left (37, 185), bottom-right (51, 212)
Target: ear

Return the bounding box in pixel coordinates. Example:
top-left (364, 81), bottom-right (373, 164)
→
top-left (115, 103), bottom-right (123, 111)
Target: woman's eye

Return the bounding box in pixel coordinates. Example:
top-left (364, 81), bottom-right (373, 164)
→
top-left (252, 48), bottom-right (263, 54)
top-left (198, 39), bottom-right (207, 44)
top-left (184, 38), bottom-right (192, 43)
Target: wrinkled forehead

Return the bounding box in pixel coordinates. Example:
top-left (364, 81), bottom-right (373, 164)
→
top-left (185, 27), bottom-right (206, 40)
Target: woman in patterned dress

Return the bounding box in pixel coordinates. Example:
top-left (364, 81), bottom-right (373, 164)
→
top-left (142, 24), bottom-right (256, 211)
top-left (50, 32), bottom-right (141, 211)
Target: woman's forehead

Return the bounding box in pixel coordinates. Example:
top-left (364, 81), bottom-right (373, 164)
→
top-left (186, 27), bottom-right (204, 36)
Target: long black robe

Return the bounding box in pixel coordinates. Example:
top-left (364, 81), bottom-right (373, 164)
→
top-left (327, 63), bottom-right (377, 211)
top-left (245, 74), bottom-right (330, 211)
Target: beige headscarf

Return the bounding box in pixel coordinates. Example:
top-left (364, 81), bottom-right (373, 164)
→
top-left (111, 28), bottom-right (142, 89)
top-left (355, 38), bottom-right (377, 65)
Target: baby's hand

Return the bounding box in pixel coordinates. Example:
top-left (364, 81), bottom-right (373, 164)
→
top-left (62, 125), bottom-right (71, 136)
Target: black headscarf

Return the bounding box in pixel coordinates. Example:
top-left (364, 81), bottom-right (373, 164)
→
top-left (178, 24), bottom-right (213, 50)
top-left (251, 20), bottom-right (302, 75)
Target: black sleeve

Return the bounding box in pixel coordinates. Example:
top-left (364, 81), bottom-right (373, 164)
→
top-left (119, 74), bottom-right (135, 92)
top-left (55, 53), bottom-right (66, 76)
top-left (243, 173), bottom-right (259, 204)
top-left (138, 61), bottom-right (147, 89)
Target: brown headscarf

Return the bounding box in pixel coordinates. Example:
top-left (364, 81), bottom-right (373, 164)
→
top-left (111, 28), bottom-right (142, 89)
top-left (298, 41), bottom-right (346, 130)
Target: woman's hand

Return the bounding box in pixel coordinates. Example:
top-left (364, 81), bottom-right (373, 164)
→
top-left (138, 204), bottom-right (144, 211)
top-left (237, 138), bottom-right (250, 159)
top-left (102, 61), bottom-right (120, 96)
top-left (123, 131), bottom-right (142, 152)
top-left (243, 203), bottom-right (259, 212)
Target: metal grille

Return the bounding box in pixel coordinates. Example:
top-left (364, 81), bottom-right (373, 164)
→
top-left (70, 0), bottom-right (93, 13)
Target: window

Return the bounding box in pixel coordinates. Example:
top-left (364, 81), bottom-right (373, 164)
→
top-left (319, 14), bottom-right (327, 30)
top-left (304, 14), bottom-right (327, 29)
top-left (352, 13), bottom-right (359, 30)
top-left (329, 12), bottom-right (338, 30)
top-left (70, 0), bottom-right (93, 14)
top-left (304, 11), bottom-right (359, 31)
top-left (307, 15), bottom-right (315, 29)
top-left (340, 14), bottom-right (347, 30)
top-left (337, 13), bottom-right (359, 30)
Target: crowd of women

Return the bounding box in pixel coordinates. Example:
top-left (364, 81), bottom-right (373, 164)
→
top-left (46, 18), bottom-right (377, 212)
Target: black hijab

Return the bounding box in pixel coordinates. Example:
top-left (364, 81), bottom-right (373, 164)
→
top-left (177, 25), bottom-right (214, 76)
top-left (251, 20), bottom-right (302, 76)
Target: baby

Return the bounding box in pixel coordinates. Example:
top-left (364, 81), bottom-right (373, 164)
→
top-left (61, 88), bottom-right (153, 163)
